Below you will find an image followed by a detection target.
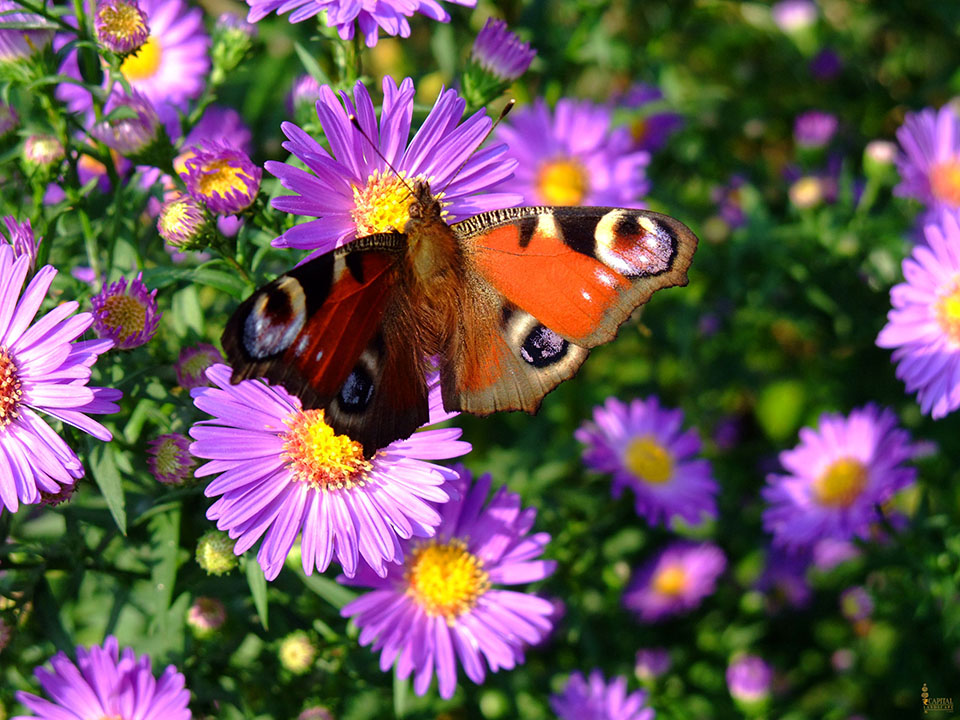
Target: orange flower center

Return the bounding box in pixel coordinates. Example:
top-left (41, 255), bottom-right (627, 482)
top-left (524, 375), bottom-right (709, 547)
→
top-left (0, 348), bottom-right (23, 431)
top-left (99, 294), bottom-right (147, 343)
top-left (930, 160), bottom-right (960, 206)
top-left (624, 435), bottom-right (673, 484)
top-left (282, 409), bottom-right (371, 490)
top-left (813, 458), bottom-right (868, 508)
top-left (935, 277), bottom-right (960, 346)
top-left (120, 34), bottom-right (161, 81)
top-left (406, 538), bottom-right (490, 623)
top-left (652, 564), bottom-right (688, 596)
top-left (536, 158), bottom-right (588, 206)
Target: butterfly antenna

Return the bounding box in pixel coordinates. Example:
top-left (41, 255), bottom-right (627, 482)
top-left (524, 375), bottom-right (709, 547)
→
top-left (348, 113), bottom-right (417, 198)
top-left (438, 99), bottom-right (515, 196)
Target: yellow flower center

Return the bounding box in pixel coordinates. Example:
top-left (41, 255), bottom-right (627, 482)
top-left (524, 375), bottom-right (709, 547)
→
top-left (536, 158), bottom-right (589, 206)
top-left (194, 159), bottom-right (250, 202)
top-left (812, 458), bottom-right (868, 508)
top-left (930, 160), bottom-right (960, 206)
top-left (406, 538), bottom-right (491, 623)
top-left (652, 564), bottom-right (688, 596)
top-left (0, 348), bottom-right (23, 431)
top-left (120, 34), bottom-right (162, 82)
top-left (936, 277), bottom-right (960, 347)
top-left (789, 176), bottom-right (823, 208)
top-left (282, 409), bottom-right (371, 490)
top-left (351, 170), bottom-right (422, 236)
top-left (623, 435), bottom-right (673, 484)
top-left (159, 196), bottom-right (199, 239)
top-left (97, 1), bottom-right (148, 50)
top-left (100, 294), bottom-right (147, 343)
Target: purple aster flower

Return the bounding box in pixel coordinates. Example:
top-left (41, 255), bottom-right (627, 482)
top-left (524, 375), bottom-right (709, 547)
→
top-left (894, 105), bottom-right (960, 209)
top-left (23, 134), bottom-right (63, 168)
top-left (339, 466), bottom-right (556, 699)
top-left (0, 0), bottom-right (54, 62)
top-left (812, 537), bottom-right (860, 570)
top-left (495, 98), bottom-right (649, 207)
top-left (90, 271), bottom-right (161, 350)
top-left (0, 244), bottom-right (121, 514)
top-left (794, 110), bottom-right (838, 149)
top-left (147, 432), bottom-right (196, 485)
top-left (189, 364), bottom-right (470, 580)
top-left (299, 707), bottom-right (334, 720)
top-left (91, 90), bottom-right (161, 155)
top-left (876, 209), bottom-right (960, 417)
top-left (287, 73), bottom-right (321, 116)
top-left (726, 654), bottom-right (773, 705)
top-left (94, 0), bottom-right (150, 54)
top-left (756, 545), bottom-right (812, 610)
top-left (839, 585), bottom-right (873, 622)
top-left (157, 191), bottom-right (206, 248)
top-left (771, 0), bottom-right (817, 32)
top-left (14, 636), bottom-right (190, 720)
top-left (183, 142), bottom-right (261, 215)
top-left (1, 216), bottom-right (40, 268)
top-left (470, 18), bottom-right (535, 82)
top-left (175, 342), bottom-right (222, 390)
top-left (187, 596), bottom-right (226, 636)
top-left (575, 396), bottom-right (718, 528)
top-left (623, 541), bottom-right (727, 623)
top-left (635, 648), bottom-right (671, 681)
top-left (810, 48), bottom-right (842, 80)
top-left (268, 76), bottom-right (519, 259)
top-left (57, 0), bottom-right (209, 126)
top-left (617, 84), bottom-right (683, 154)
top-left (712, 175), bottom-right (747, 229)
top-left (762, 405), bottom-right (916, 550)
top-left (245, 0), bottom-right (476, 47)
top-left (550, 670), bottom-right (655, 720)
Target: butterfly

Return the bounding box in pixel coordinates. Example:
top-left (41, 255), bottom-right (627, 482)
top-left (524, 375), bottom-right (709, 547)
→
top-left (221, 181), bottom-right (698, 455)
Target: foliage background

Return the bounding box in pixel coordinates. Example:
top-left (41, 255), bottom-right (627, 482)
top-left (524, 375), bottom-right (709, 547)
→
top-left (2, 0), bottom-right (960, 718)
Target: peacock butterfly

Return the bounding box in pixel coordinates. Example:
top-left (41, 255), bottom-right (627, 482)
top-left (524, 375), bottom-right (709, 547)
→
top-left (221, 181), bottom-right (698, 454)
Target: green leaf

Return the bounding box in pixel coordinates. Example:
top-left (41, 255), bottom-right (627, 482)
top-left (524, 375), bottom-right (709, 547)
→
top-left (147, 507), bottom-right (181, 629)
top-left (140, 264), bottom-right (249, 298)
top-left (294, 41), bottom-right (331, 86)
top-left (296, 568), bottom-right (356, 610)
top-left (755, 380), bottom-right (806, 442)
top-left (245, 557), bottom-right (269, 629)
top-left (88, 443), bottom-right (127, 535)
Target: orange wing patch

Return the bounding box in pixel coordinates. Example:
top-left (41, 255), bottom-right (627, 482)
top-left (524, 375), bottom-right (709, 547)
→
top-left (472, 219), bottom-right (630, 343)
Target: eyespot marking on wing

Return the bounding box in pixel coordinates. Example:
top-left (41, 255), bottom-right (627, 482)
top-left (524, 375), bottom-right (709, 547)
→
top-left (242, 276), bottom-right (306, 359)
top-left (505, 310), bottom-right (570, 368)
top-left (337, 353), bottom-right (376, 414)
top-left (595, 210), bottom-right (675, 278)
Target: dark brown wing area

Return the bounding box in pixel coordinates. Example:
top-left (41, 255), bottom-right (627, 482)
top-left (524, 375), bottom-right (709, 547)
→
top-left (221, 236), bottom-right (428, 455)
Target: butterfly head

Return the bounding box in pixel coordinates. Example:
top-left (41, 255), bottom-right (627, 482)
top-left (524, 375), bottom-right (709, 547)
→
top-left (404, 180), bottom-right (446, 231)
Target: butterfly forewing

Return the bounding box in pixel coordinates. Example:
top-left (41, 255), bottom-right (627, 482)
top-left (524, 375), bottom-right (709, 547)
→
top-left (221, 235), bottom-right (427, 453)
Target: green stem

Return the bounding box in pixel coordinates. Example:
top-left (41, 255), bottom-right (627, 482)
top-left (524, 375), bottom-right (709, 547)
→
top-left (78, 206), bottom-right (102, 280)
top-left (13, 0), bottom-right (79, 34)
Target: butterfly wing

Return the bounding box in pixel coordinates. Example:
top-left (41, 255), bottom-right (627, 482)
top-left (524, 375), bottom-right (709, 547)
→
top-left (221, 234), bottom-right (430, 453)
top-left (444, 206), bottom-right (697, 414)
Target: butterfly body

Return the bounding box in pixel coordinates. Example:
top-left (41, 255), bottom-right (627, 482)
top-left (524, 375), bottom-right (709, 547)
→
top-left (222, 181), bottom-right (698, 454)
